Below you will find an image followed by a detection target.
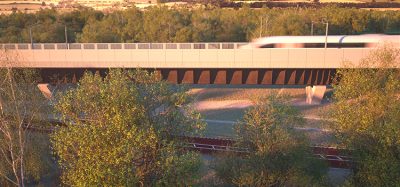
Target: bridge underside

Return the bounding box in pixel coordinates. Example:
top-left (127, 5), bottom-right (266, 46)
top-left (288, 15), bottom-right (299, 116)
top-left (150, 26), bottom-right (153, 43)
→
top-left (38, 68), bottom-right (336, 85)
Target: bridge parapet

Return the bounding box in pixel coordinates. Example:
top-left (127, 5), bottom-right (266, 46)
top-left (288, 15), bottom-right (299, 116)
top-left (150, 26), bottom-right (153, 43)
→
top-left (0, 43), bottom-right (248, 50)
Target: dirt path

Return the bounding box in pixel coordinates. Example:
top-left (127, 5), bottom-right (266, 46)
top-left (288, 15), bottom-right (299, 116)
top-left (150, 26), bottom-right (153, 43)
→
top-left (194, 100), bottom-right (253, 111)
top-left (194, 100), bottom-right (332, 119)
top-left (193, 98), bottom-right (327, 112)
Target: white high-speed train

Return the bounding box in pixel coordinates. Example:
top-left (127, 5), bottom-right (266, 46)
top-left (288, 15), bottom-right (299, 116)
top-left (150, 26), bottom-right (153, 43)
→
top-left (242, 34), bottom-right (400, 48)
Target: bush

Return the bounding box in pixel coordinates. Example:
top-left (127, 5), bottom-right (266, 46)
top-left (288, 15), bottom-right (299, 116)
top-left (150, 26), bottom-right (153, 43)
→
top-left (215, 94), bottom-right (328, 186)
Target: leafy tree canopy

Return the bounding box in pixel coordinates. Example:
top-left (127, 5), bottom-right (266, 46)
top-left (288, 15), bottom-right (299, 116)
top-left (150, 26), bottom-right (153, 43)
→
top-left (331, 46), bottom-right (400, 186)
top-left (51, 69), bottom-right (205, 186)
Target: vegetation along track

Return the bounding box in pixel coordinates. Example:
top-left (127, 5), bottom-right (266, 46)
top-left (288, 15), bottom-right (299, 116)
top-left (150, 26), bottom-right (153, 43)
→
top-left (25, 121), bottom-right (352, 169)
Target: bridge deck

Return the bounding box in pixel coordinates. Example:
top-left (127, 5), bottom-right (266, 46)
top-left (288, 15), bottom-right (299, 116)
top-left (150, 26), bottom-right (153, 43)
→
top-left (0, 43), bottom-right (377, 69)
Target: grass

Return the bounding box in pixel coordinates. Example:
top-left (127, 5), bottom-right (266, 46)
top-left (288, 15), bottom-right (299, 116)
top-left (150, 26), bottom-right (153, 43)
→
top-left (201, 108), bottom-right (245, 138)
top-left (201, 108), bottom-right (246, 121)
top-left (204, 122), bottom-right (236, 138)
top-left (304, 131), bottom-right (337, 146)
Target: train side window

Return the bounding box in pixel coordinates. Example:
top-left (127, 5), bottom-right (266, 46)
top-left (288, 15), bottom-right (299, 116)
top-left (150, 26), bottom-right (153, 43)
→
top-left (339, 43), bottom-right (365, 48)
top-left (260, 44), bottom-right (275, 48)
top-left (327, 43), bottom-right (341, 48)
top-left (304, 43), bottom-right (366, 48)
top-left (304, 43), bottom-right (325, 48)
top-left (259, 42), bottom-right (366, 49)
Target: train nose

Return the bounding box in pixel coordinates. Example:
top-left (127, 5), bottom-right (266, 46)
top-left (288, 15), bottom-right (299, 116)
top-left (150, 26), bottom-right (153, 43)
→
top-left (238, 44), bottom-right (253, 49)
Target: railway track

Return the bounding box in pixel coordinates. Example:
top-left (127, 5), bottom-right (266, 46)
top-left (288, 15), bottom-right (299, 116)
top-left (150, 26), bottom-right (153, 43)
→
top-left (182, 136), bottom-right (352, 169)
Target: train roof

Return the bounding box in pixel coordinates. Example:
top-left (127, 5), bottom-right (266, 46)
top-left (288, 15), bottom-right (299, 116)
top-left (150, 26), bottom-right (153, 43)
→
top-left (251, 34), bottom-right (400, 46)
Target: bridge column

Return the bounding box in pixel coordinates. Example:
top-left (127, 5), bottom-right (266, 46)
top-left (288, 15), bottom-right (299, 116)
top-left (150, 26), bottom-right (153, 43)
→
top-left (37, 83), bottom-right (53, 99)
top-left (305, 85), bottom-right (326, 105)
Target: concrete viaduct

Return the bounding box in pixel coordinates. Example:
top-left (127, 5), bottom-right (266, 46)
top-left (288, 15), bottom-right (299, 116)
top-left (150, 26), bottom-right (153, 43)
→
top-left (0, 42), bottom-right (383, 103)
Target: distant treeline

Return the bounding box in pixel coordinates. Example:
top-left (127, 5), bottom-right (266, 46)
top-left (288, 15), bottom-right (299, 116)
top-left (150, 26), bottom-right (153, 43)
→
top-left (0, 6), bottom-right (399, 43)
top-left (188, 1), bottom-right (400, 9)
top-left (220, 2), bottom-right (400, 9)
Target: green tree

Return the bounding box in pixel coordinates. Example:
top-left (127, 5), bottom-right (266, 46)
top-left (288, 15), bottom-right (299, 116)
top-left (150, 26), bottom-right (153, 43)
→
top-left (51, 69), bottom-right (205, 186)
top-left (121, 8), bottom-right (144, 42)
top-left (268, 11), bottom-right (310, 36)
top-left (191, 8), bottom-right (223, 42)
top-left (331, 46), bottom-right (400, 186)
top-left (215, 94), bottom-right (327, 186)
top-left (60, 9), bottom-right (103, 42)
top-left (141, 6), bottom-right (192, 42)
top-left (77, 14), bottom-right (123, 43)
top-left (216, 5), bottom-right (257, 42)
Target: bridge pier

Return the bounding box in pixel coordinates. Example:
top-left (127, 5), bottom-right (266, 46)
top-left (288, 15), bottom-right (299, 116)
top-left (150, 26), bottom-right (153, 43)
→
top-left (306, 85), bottom-right (326, 105)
